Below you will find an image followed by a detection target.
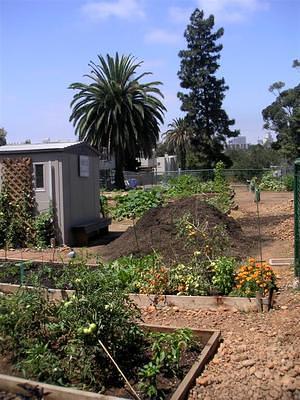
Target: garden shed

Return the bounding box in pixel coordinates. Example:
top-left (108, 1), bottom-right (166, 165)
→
top-left (0, 141), bottom-right (108, 246)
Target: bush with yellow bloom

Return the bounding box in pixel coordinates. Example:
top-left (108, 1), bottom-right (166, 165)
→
top-left (234, 258), bottom-right (277, 297)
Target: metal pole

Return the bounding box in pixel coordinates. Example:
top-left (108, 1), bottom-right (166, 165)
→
top-left (255, 188), bottom-right (263, 265)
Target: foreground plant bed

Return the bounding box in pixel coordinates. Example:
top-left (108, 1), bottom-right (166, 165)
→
top-left (0, 283), bottom-right (272, 312)
top-left (0, 325), bottom-right (220, 400)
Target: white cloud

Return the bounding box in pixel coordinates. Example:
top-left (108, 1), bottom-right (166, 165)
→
top-left (168, 6), bottom-right (192, 24)
top-left (167, 0), bottom-right (269, 25)
top-left (196, 0), bottom-right (269, 22)
top-left (81, 0), bottom-right (145, 20)
top-left (144, 29), bottom-right (180, 45)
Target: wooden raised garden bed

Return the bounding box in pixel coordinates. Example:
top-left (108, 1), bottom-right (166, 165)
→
top-left (0, 283), bottom-right (273, 312)
top-left (0, 325), bottom-right (220, 400)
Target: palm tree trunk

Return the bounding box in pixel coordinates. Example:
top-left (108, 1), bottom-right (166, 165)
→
top-left (114, 151), bottom-right (125, 189)
top-left (181, 147), bottom-right (186, 170)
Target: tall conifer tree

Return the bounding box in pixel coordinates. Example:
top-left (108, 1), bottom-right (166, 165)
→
top-left (178, 9), bottom-right (239, 168)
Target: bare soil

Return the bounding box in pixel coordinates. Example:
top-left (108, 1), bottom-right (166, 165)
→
top-left (99, 196), bottom-right (244, 263)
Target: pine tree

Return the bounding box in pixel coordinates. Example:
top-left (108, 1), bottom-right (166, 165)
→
top-left (178, 9), bottom-right (239, 168)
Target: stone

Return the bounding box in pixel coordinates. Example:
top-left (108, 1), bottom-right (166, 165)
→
top-left (254, 371), bottom-right (263, 380)
top-left (242, 359), bottom-right (256, 368)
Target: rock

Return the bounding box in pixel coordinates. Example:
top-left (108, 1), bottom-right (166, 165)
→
top-left (249, 366), bottom-right (256, 375)
top-left (241, 359), bottom-right (256, 368)
top-left (197, 377), bottom-right (211, 386)
top-left (254, 371), bottom-right (263, 380)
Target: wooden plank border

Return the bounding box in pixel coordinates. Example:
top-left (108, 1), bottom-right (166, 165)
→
top-left (0, 283), bottom-right (270, 311)
top-left (0, 326), bottom-right (220, 400)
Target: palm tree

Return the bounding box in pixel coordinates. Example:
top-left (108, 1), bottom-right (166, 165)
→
top-left (163, 118), bottom-right (191, 170)
top-left (69, 53), bottom-right (166, 189)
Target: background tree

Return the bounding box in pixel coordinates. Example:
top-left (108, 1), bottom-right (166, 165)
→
top-left (0, 128), bottom-right (7, 146)
top-left (178, 9), bottom-right (239, 169)
top-left (262, 61), bottom-right (300, 162)
top-left (155, 141), bottom-right (172, 157)
top-left (163, 118), bottom-right (191, 169)
top-left (69, 53), bottom-right (165, 188)
top-left (262, 83), bottom-right (300, 161)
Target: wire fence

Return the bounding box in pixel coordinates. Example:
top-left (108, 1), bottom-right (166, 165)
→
top-left (100, 166), bottom-right (293, 190)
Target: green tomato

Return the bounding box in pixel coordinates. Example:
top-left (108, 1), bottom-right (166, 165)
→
top-left (83, 328), bottom-right (90, 334)
top-left (89, 323), bottom-right (97, 331)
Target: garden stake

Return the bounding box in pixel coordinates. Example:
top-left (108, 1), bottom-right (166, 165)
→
top-left (254, 188), bottom-right (263, 267)
top-left (97, 339), bottom-right (141, 400)
top-left (19, 262), bottom-right (25, 286)
top-left (132, 216), bottom-right (140, 252)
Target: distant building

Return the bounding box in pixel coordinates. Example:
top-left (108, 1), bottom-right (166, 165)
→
top-left (227, 136), bottom-right (248, 150)
top-left (139, 154), bottom-right (177, 173)
top-left (263, 132), bottom-right (274, 147)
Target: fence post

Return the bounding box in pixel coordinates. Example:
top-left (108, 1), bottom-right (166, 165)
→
top-left (294, 159), bottom-right (300, 278)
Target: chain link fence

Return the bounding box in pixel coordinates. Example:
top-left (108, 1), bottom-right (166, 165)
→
top-left (100, 167), bottom-right (292, 190)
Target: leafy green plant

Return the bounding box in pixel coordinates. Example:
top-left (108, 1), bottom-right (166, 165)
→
top-left (165, 175), bottom-right (214, 199)
top-left (0, 273), bottom-right (145, 391)
top-left (283, 174), bottom-right (294, 191)
top-left (207, 161), bottom-right (234, 213)
top-left (169, 262), bottom-right (211, 295)
top-left (138, 329), bottom-right (195, 399)
top-left (211, 257), bottom-right (237, 295)
top-left (34, 210), bottom-right (54, 248)
top-left (99, 194), bottom-right (110, 216)
top-left (259, 172), bottom-right (285, 191)
top-left (112, 189), bottom-right (163, 220)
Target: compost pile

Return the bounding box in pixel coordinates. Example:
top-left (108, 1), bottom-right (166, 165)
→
top-left (102, 197), bottom-right (246, 263)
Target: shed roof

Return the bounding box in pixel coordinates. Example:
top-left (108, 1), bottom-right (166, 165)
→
top-left (0, 141), bottom-right (99, 155)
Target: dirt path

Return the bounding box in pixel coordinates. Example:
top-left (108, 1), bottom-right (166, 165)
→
top-left (141, 190), bottom-right (299, 400)
top-left (231, 189), bottom-right (293, 260)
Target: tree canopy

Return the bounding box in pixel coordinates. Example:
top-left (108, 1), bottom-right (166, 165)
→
top-left (163, 118), bottom-right (191, 170)
top-left (0, 128), bottom-right (7, 146)
top-left (262, 61), bottom-right (300, 162)
top-left (177, 9), bottom-right (239, 169)
top-left (69, 53), bottom-right (165, 188)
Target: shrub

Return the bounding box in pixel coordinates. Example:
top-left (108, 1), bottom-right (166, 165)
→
top-left (233, 258), bottom-right (277, 297)
top-left (259, 172), bottom-right (285, 191)
top-left (165, 175), bottom-right (214, 198)
top-left (207, 161), bottom-right (234, 213)
top-left (34, 210), bottom-right (54, 248)
top-left (112, 188), bottom-right (163, 220)
top-left (283, 174), bottom-right (294, 191)
top-left (211, 257), bottom-right (237, 295)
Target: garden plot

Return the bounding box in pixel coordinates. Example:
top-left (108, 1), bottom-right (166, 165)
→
top-left (0, 276), bottom-right (220, 400)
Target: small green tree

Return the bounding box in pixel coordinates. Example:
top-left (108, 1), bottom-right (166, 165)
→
top-left (163, 118), bottom-right (191, 170)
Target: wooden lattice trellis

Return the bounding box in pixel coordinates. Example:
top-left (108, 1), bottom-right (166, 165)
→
top-left (2, 157), bottom-right (36, 239)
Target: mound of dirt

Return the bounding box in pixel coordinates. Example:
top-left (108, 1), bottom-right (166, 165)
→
top-left (101, 196), bottom-right (246, 263)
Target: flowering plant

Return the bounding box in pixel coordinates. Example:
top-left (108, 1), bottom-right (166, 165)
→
top-left (234, 258), bottom-right (277, 297)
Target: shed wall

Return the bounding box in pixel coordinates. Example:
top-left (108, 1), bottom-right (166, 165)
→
top-left (62, 150), bottom-right (100, 245)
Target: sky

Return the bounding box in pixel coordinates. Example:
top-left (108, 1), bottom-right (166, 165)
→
top-left (0, 0), bottom-right (299, 145)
